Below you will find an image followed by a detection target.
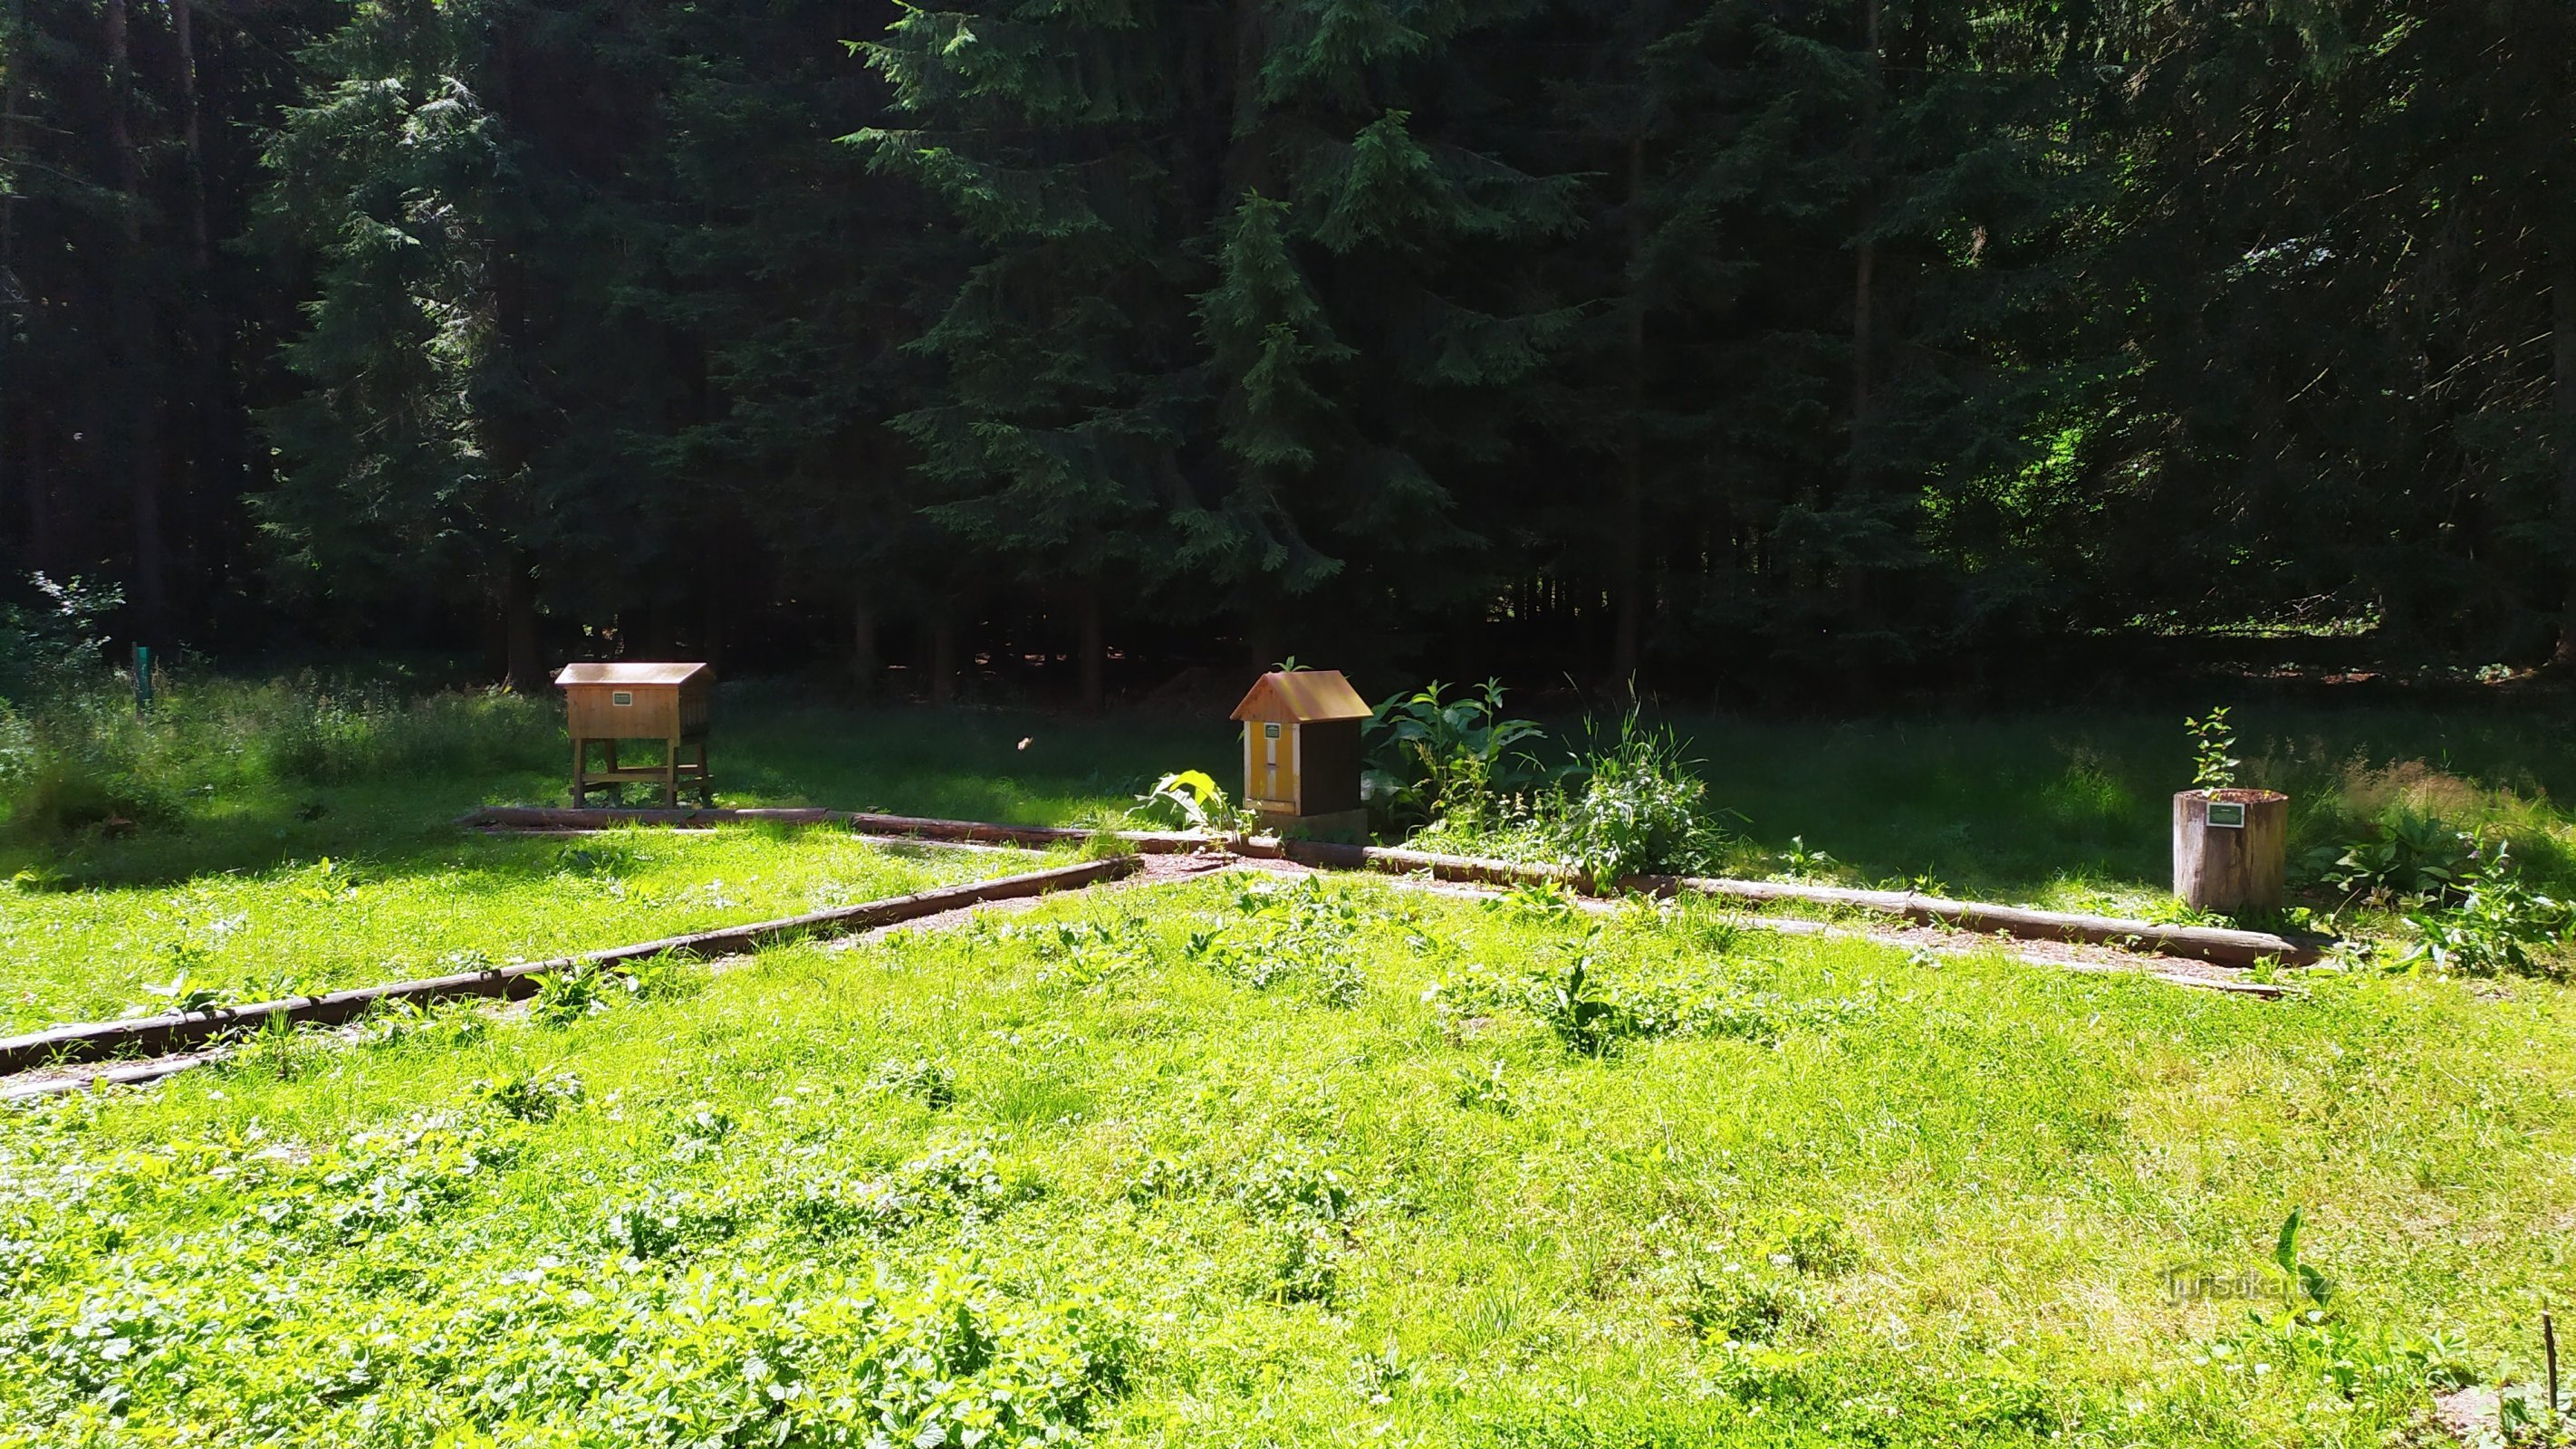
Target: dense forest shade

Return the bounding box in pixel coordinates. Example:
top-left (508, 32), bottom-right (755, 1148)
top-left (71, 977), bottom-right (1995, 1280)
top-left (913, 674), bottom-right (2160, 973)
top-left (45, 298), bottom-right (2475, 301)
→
top-left (1, 0), bottom-right (2571, 700)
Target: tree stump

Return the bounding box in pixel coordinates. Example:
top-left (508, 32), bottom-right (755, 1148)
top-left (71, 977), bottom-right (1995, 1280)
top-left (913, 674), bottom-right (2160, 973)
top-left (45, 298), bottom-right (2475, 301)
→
top-left (2172, 789), bottom-right (2289, 913)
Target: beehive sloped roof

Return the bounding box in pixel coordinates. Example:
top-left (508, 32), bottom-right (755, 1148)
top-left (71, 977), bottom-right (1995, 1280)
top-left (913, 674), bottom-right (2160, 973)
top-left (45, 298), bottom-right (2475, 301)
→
top-left (1230, 669), bottom-right (1371, 723)
top-left (554, 661), bottom-right (713, 687)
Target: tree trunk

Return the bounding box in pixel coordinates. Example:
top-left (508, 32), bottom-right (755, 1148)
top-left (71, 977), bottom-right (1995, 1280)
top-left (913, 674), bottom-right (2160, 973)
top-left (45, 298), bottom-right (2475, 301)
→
top-left (1611, 123), bottom-right (1652, 690)
top-left (501, 560), bottom-right (543, 692)
top-left (2554, 223), bottom-right (2576, 667)
top-left (1244, 594), bottom-right (1280, 678)
top-left (699, 583), bottom-right (726, 677)
top-left (851, 597), bottom-right (879, 696)
top-left (1078, 585), bottom-right (1105, 712)
top-left (482, 19), bottom-right (550, 689)
top-left (1850, 0), bottom-right (1881, 447)
top-left (174, 0), bottom-right (210, 269)
top-left (0, 53), bottom-right (20, 561)
top-left (11, 426), bottom-right (38, 574)
top-left (105, 0), bottom-right (168, 643)
top-left (173, 0), bottom-right (230, 629)
top-left (1834, 0), bottom-right (1886, 643)
top-left (0, 43), bottom-right (18, 264)
top-left (2172, 790), bottom-right (2288, 914)
top-left (928, 615), bottom-right (957, 705)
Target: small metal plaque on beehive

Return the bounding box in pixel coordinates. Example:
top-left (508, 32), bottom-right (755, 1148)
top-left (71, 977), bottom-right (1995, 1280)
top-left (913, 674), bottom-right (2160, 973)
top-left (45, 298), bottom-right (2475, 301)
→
top-left (611, 690), bottom-right (634, 706)
top-left (2205, 801), bottom-right (2246, 830)
top-left (1264, 723), bottom-right (1282, 739)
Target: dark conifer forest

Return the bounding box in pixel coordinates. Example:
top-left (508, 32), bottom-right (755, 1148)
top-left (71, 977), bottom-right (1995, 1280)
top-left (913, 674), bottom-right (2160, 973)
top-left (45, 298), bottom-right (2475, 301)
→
top-left (4, 1), bottom-right (2572, 702)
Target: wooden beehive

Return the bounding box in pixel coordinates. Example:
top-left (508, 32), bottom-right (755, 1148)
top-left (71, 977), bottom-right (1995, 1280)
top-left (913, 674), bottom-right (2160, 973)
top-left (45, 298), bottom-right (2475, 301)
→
top-left (1231, 669), bottom-right (1370, 840)
top-left (557, 661), bottom-right (715, 807)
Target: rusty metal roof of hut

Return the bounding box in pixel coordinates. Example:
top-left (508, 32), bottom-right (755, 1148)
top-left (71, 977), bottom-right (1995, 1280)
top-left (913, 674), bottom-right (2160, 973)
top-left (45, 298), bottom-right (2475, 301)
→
top-left (1230, 669), bottom-right (1371, 723)
top-left (553, 662), bottom-right (713, 686)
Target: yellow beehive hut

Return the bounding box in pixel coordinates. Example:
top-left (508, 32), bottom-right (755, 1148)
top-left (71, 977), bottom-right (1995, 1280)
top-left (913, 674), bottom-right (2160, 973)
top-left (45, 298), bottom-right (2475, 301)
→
top-left (1230, 669), bottom-right (1370, 841)
top-left (557, 661), bottom-right (714, 807)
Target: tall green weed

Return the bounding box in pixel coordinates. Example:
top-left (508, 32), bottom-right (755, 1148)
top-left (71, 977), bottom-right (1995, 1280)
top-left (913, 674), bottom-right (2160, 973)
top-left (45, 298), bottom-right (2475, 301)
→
top-left (1552, 712), bottom-right (1731, 886)
top-left (2, 677), bottom-right (557, 836)
top-left (1362, 679), bottom-right (1551, 834)
top-left (1399, 704), bottom-right (1736, 886)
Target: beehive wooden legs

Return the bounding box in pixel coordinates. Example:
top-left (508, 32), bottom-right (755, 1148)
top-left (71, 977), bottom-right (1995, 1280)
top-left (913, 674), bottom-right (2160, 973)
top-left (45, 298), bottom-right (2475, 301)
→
top-left (568, 735), bottom-right (708, 807)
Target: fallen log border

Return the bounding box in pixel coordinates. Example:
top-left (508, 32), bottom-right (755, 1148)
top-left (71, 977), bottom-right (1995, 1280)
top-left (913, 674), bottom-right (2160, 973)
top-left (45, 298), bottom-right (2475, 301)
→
top-left (454, 814), bottom-right (2328, 969)
top-left (1, 1051), bottom-right (226, 1102)
top-left (8, 816), bottom-right (2312, 1094)
top-left (0, 856), bottom-right (1135, 1077)
top-left (1266, 841), bottom-right (2324, 968)
top-left (1250, 854), bottom-right (2292, 999)
top-left (455, 805), bottom-right (1210, 854)
top-left (1640, 873), bottom-right (2323, 968)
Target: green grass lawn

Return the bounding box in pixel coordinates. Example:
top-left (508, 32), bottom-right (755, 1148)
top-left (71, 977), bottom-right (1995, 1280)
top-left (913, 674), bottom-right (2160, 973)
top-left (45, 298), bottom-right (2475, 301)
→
top-left (11, 683), bottom-right (2576, 1041)
top-left (1, 695), bottom-right (1231, 889)
top-left (11, 681), bottom-right (2576, 1034)
top-left (18, 689), bottom-right (2576, 907)
top-left (2, 689), bottom-right (1195, 1032)
top-left (1664, 706), bottom-right (2576, 917)
top-left (0, 826), bottom-right (1044, 1033)
top-left (4, 873), bottom-right (2568, 1446)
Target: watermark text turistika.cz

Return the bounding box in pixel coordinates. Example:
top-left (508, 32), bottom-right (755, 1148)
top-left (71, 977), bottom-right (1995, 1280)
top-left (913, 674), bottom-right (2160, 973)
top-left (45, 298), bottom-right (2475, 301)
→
top-left (2164, 1271), bottom-right (2331, 1303)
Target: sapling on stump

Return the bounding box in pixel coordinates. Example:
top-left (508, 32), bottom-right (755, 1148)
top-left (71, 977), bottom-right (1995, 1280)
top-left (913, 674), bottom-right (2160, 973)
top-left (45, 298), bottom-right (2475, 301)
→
top-left (2173, 708), bottom-right (2287, 913)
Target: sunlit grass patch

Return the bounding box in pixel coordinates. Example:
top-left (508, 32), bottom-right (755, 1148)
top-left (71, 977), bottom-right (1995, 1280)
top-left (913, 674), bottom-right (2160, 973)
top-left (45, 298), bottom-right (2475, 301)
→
top-left (2, 873), bottom-right (2566, 1445)
top-left (0, 825), bottom-right (1041, 1031)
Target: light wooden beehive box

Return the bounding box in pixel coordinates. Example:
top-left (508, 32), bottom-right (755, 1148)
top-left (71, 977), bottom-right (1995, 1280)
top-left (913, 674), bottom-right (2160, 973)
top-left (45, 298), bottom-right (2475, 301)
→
top-left (556, 661), bottom-right (714, 806)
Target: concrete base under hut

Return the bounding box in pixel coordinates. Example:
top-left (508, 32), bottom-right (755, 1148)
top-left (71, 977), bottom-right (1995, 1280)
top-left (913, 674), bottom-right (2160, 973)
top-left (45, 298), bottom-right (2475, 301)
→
top-left (1255, 808), bottom-right (1370, 846)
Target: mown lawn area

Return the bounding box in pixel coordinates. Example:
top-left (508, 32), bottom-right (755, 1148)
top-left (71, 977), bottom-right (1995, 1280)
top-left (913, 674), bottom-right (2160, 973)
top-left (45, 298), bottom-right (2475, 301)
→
top-left (17, 683), bottom-right (2576, 920)
top-left (0, 826), bottom-right (1044, 1033)
top-left (13, 684), bottom-right (2576, 1037)
top-left (11, 677), bottom-right (2576, 1039)
top-left (2, 686), bottom-right (1177, 1032)
top-left (5, 872), bottom-right (2568, 1446)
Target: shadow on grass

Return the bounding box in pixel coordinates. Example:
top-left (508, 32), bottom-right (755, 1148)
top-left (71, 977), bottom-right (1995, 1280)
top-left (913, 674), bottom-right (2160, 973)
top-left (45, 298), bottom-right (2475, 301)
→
top-left (14, 697), bottom-right (2576, 911)
top-left (1659, 704), bottom-right (2576, 906)
top-left (5, 706), bottom-right (1233, 893)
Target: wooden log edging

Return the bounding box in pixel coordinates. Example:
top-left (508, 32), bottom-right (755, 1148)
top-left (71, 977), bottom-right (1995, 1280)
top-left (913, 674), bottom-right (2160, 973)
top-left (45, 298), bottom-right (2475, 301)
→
top-left (458, 812), bottom-right (2322, 966)
top-left (1643, 874), bottom-right (2326, 968)
top-left (0, 857), bottom-right (1137, 1078)
top-left (1, 1051), bottom-right (227, 1102)
top-left (1267, 840), bottom-right (2324, 969)
top-left (455, 805), bottom-right (1211, 855)
top-left (1266, 840), bottom-right (1585, 888)
top-left (1322, 859), bottom-right (2292, 998)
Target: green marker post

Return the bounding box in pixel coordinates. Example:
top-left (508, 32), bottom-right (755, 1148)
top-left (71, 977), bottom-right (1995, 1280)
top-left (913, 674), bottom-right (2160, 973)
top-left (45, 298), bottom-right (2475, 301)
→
top-left (133, 645), bottom-right (153, 715)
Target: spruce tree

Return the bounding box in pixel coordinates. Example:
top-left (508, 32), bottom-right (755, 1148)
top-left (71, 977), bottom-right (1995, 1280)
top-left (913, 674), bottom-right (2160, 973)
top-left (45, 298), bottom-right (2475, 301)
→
top-left (1539, 0), bottom-right (1865, 685)
top-left (257, 0), bottom-right (679, 683)
top-left (856, 1), bottom-right (1187, 699)
top-left (640, 0), bottom-right (936, 686)
top-left (256, 0), bottom-right (545, 680)
top-left (860, 0), bottom-right (1579, 677)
